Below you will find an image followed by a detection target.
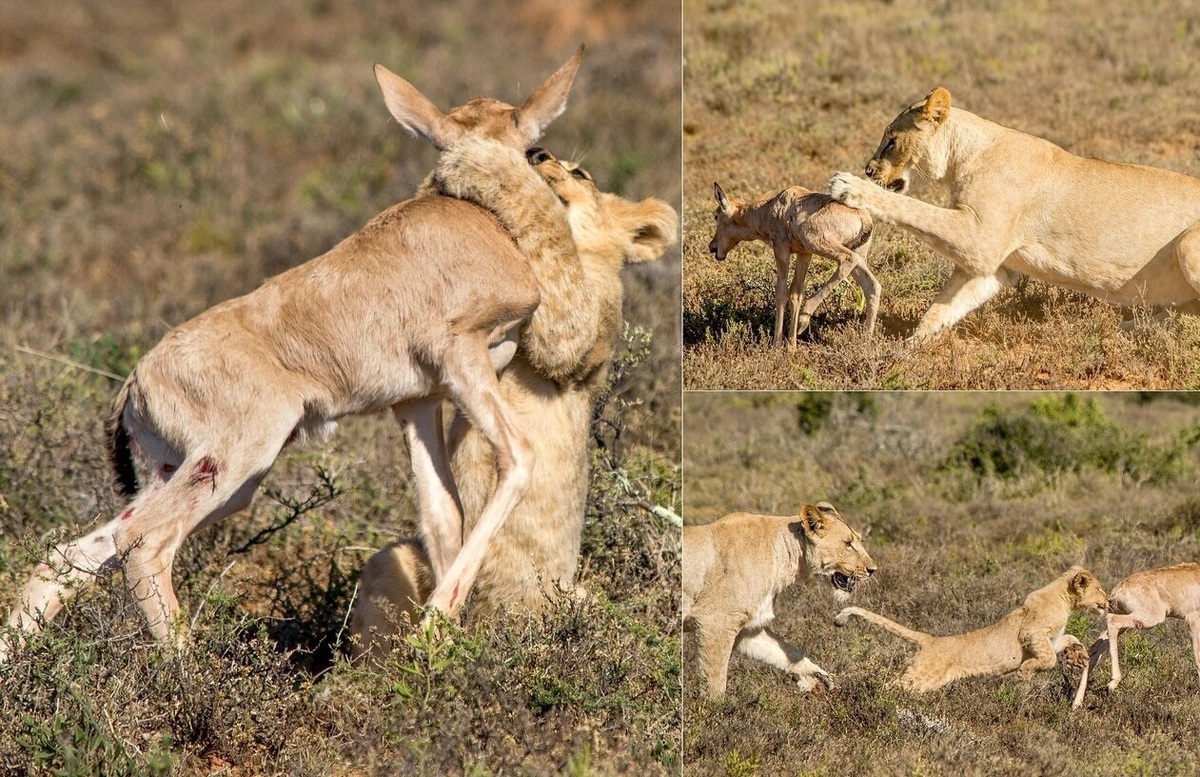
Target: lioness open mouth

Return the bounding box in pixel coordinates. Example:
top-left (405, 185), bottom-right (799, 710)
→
top-left (832, 572), bottom-right (856, 593)
top-left (885, 179), bottom-right (906, 193)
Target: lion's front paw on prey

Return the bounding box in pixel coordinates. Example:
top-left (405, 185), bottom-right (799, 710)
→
top-left (829, 172), bottom-right (864, 207)
top-left (1063, 643), bottom-right (1089, 671)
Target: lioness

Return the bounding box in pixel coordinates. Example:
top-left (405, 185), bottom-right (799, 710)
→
top-left (836, 566), bottom-right (1108, 691)
top-left (830, 87), bottom-right (1200, 340)
top-left (348, 148), bottom-right (677, 659)
top-left (683, 503), bottom-right (876, 698)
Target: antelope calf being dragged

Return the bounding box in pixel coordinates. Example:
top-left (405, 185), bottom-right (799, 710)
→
top-left (708, 182), bottom-right (879, 346)
top-left (1072, 562), bottom-right (1200, 710)
top-left (3, 48), bottom-right (591, 657)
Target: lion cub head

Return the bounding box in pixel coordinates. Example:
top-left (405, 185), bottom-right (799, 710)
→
top-left (526, 147), bottom-right (677, 271)
top-left (1066, 567), bottom-right (1109, 614)
top-left (864, 86), bottom-right (953, 195)
top-left (793, 502), bottom-right (877, 602)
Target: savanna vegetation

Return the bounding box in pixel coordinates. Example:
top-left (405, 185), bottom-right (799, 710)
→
top-left (683, 0), bottom-right (1200, 389)
top-left (683, 391), bottom-right (1200, 775)
top-left (0, 1), bottom-right (682, 773)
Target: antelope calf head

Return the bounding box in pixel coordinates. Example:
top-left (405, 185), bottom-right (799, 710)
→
top-left (374, 45), bottom-right (583, 152)
top-left (708, 181), bottom-right (752, 262)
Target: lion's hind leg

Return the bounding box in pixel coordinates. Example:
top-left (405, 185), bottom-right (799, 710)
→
top-left (895, 650), bottom-right (961, 693)
top-left (1174, 220), bottom-right (1200, 291)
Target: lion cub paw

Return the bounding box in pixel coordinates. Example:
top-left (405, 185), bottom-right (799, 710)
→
top-left (1062, 643), bottom-right (1089, 671)
top-left (829, 172), bottom-right (865, 208)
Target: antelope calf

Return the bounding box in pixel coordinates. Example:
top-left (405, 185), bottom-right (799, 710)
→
top-left (1072, 562), bottom-right (1200, 709)
top-left (4, 48), bottom-right (589, 655)
top-left (708, 182), bottom-right (879, 345)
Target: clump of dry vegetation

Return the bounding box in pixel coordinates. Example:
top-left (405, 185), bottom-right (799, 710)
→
top-left (0, 1), bottom-right (681, 773)
top-left (683, 0), bottom-right (1200, 388)
top-left (683, 392), bottom-right (1200, 775)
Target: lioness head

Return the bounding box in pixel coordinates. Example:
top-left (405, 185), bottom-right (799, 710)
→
top-left (792, 502), bottom-right (877, 602)
top-left (526, 147), bottom-right (678, 267)
top-left (863, 86), bottom-right (953, 195)
top-left (1066, 567), bottom-right (1109, 613)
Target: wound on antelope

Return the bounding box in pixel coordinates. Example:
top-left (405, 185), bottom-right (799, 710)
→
top-left (119, 507), bottom-right (135, 521)
top-left (187, 455), bottom-right (220, 491)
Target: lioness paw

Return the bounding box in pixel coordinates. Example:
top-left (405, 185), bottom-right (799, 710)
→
top-left (829, 172), bottom-right (864, 207)
top-left (793, 672), bottom-right (833, 695)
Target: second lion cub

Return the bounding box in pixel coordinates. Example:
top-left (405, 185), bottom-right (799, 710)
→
top-left (836, 566), bottom-right (1108, 691)
top-left (683, 503), bottom-right (876, 698)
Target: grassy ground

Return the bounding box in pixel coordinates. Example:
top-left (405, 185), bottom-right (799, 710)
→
top-left (683, 0), bottom-right (1200, 389)
top-left (0, 1), bottom-right (681, 774)
top-left (683, 391), bottom-right (1200, 775)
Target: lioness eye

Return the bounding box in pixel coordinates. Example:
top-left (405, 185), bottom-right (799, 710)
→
top-left (883, 137), bottom-right (896, 152)
top-left (570, 168), bottom-right (591, 181)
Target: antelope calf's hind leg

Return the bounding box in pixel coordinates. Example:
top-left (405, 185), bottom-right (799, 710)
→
top-left (113, 435), bottom-right (287, 644)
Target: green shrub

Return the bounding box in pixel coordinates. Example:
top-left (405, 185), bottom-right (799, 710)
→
top-left (942, 394), bottom-right (1188, 485)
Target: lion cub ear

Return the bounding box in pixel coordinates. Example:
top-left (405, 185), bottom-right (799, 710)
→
top-left (1069, 569), bottom-right (1094, 593)
top-left (919, 87), bottom-right (952, 128)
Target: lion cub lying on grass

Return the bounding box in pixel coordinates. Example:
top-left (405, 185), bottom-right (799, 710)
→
top-left (836, 566), bottom-right (1108, 691)
top-left (683, 503), bottom-right (876, 698)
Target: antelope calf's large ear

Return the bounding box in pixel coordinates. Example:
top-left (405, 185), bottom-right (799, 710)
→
top-left (515, 44), bottom-right (585, 147)
top-left (373, 64), bottom-right (461, 150)
top-left (713, 182), bottom-right (733, 216)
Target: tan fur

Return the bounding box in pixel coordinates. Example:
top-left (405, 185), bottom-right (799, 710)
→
top-left (3, 49), bottom-right (588, 656)
top-left (709, 182), bottom-right (878, 345)
top-left (349, 150), bottom-right (677, 660)
top-left (836, 567), bottom-right (1108, 692)
top-left (830, 87), bottom-right (1200, 340)
top-left (1072, 562), bottom-right (1200, 710)
top-left (420, 141), bottom-right (598, 386)
top-left (682, 503), bottom-right (877, 698)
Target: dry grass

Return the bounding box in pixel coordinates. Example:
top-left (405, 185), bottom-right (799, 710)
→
top-left (0, 1), bottom-right (681, 773)
top-left (683, 392), bottom-right (1200, 775)
top-left (683, 0), bottom-right (1200, 389)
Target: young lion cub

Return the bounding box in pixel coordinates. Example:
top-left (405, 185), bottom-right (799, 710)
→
top-left (683, 503), bottom-right (877, 699)
top-left (836, 566), bottom-right (1108, 691)
top-left (349, 146), bottom-right (677, 658)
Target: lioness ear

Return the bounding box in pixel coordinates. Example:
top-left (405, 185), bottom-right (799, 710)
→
top-left (714, 182), bottom-right (733, 216)
top-left (799, 503), bottom-right (826, 537)
top-left (919, 87), bottom-right (952, 128)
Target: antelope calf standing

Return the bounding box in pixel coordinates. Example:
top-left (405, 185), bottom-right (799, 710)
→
top-left (708, 182), bottom-right (879, 345)
top-left (3, 48), bottom-right (589, 656)
top-left (1072, 562), bottom-right (1200, 709)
